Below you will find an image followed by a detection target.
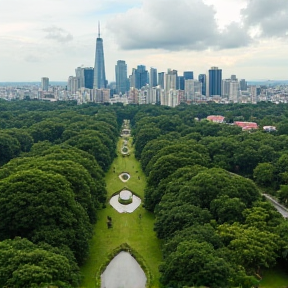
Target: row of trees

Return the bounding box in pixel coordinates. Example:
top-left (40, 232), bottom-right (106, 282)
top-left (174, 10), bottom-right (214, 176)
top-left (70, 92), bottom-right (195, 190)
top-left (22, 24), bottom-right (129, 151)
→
top-left (131, 104), bottom-right (288, 287)
top-left (0, 100), bottom-right (119, 287)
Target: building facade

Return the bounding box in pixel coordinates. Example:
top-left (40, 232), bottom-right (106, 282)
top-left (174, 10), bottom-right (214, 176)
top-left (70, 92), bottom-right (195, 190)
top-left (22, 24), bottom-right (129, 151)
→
top-left (149, 67), bottom-right (158, 87)
top-left (41, 77), bottom-right (49, 91)
top-left (208, 67), bottom-right (222, 97)
top-left (115, 60), bottom-right (128, 94)
top-left (198, 74), bottom-right (206, 96)
top-left (93, 24), bottom-right (107, 89)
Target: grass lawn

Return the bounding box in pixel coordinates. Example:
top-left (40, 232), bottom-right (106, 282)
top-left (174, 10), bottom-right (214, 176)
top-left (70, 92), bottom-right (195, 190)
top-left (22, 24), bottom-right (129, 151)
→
top-left (259, 265), bottom-right (288, 288)
top-left (80, 137), bottom-right (163, 288)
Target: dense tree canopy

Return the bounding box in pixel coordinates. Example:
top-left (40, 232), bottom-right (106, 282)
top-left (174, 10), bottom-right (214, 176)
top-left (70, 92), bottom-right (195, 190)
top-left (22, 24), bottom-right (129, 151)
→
top-left (0, 169), bottom-right (92, 264)
top-left (2, 100), bottom-right (288, 287)
top-left (0, 238), bottom-right (80, 288)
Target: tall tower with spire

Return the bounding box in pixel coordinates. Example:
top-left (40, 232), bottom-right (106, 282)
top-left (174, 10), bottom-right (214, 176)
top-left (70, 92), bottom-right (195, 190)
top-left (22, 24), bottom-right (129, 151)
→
top-left (93, 22), bottom-right (107, 89)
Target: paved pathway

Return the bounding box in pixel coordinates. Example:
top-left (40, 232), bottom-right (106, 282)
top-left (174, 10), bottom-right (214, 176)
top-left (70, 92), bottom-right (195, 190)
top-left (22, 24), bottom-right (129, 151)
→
top-left (263, 193), bottom-right (288, 218)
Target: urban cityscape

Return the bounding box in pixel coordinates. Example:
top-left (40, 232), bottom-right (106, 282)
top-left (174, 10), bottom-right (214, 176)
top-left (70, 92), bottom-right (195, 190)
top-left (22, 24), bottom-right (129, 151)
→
top-left (1, 25), bottom-right (288, 106)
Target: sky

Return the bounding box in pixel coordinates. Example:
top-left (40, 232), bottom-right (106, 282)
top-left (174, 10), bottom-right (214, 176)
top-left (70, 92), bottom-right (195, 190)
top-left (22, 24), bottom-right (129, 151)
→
top-left (0, 0), bottom-right (288, 82)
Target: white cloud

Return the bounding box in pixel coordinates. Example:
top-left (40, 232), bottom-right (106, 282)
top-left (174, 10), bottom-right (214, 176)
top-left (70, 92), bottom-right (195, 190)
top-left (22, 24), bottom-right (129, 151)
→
top-left (242, 0), bottom-right (288, 37)
top-left (43, 26), bottom-right (73, 43)
top-left (106, 0), bottom-right (251, 51)
top-left (0, 0), bottom-right (287, 81)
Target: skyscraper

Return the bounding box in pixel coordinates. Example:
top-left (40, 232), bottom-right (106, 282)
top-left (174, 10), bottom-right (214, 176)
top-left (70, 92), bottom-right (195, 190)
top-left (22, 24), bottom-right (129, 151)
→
top-left (183, 71), bottom-right (194, 80)
top-left (84, 68), bottom-right (94, 89)
top-left (178, 76), bottom-right (184, 90)
top-left (198, 74), bottom-right (206, 95)
top-left (208, 67), bottom-right (222, 97)
top-left (240, 79), bottom-right (247, 91)
top-left (158, 72), bottom-right (165, 89)
top-left (130, 65), bottom-right (148, 89)
top-left (149, 67), bottom-right (158, 87)
top-left (185, 79), bottom-right (202, 102)
top-left (41, 77), bottom-right (49, 91)
top-left (115, 60), bottom-right (128, 94)
top-left (93, 23), bottom-right (107, 89)
top-left (75, 67), bottom-right (84, 88)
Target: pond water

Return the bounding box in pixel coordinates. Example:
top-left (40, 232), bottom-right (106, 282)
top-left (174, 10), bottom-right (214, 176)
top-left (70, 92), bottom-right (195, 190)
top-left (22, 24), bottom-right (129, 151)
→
top-left (101, 251), bottom-right (147, 288)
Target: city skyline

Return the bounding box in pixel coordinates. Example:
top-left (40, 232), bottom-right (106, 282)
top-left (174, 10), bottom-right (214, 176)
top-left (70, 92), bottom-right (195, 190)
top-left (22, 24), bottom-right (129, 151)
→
top-left (1, 0), bottom-right (288, 82)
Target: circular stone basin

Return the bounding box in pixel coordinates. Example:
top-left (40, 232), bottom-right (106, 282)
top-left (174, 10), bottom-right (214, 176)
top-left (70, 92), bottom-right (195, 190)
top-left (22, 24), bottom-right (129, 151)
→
top-left (119, 190), bottom-right (132, 200)
top-left (121, 147), bottom-right (129, 155)
top-left (119, 173), bottom-right (131, 182)
top-left (122, 147), bottom-right (128, 153)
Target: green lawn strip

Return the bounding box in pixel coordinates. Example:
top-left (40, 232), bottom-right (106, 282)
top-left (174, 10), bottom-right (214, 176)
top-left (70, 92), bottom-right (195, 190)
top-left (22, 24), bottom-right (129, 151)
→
top-left (80, 137), bottom-right (163, 288)
top-left (259, 265), bottom-right (288, 288)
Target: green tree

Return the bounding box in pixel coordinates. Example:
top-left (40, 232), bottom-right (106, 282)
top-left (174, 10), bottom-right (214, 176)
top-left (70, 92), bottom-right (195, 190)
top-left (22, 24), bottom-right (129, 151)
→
top-left (218, 223), bottom-right (280, 270)
top-left (29, 120), bottom-right (65, 143)
top-left (210, 195), bottom-right (246, 224)
top-left (278, 185), bottom-right (288, 206)
top-left (0, 169), bottom-right (92, 264)
top-left (253, 162), bottom-right (275, 186)
top-left (160, 240), bottom-right (231, 288)
top-left (0, 158), bottom-right (100, 223)
top-left (0, 238), bottom-right (80, 288)
top-left (154, 202), bottom-right (212, 239)
top-left (0, 132), bottom-right (21, 165)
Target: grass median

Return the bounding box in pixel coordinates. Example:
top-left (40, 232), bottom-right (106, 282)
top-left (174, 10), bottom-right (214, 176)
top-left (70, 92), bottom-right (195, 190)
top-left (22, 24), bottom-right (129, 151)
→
top-left (80, 137), bottom-right (163, 288)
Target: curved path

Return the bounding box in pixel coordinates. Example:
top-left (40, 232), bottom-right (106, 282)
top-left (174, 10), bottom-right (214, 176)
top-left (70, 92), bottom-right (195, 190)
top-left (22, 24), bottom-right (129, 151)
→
top-left (80, 129), bottom-right (162, 288)
top-left (263, 193), bottom-right (288, 218)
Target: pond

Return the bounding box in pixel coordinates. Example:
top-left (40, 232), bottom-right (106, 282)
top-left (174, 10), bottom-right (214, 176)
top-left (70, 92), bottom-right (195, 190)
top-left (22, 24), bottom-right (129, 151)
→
top-left (101, 251), bottom-right (146, 288)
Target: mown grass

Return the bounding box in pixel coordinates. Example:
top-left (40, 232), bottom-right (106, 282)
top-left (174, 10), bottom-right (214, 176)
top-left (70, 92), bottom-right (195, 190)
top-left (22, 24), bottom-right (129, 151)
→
top-left (80, 137), bottom-right (163, 288)
top-left (260, 265), bottom-right (288, 288)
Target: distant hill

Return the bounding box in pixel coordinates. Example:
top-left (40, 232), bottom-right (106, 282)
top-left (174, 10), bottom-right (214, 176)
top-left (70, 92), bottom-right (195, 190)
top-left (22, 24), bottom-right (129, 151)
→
top-left (247, 80), bottom-right (288, 86)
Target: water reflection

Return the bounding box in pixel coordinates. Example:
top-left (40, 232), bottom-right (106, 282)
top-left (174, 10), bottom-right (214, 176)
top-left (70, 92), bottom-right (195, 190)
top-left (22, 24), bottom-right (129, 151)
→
top-left (101, 251), bottom-right (146, 288)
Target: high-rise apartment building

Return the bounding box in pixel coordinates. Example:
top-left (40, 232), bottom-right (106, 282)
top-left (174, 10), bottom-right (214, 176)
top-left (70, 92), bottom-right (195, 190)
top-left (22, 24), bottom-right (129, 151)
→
top-left (165, 69), bottom-right (177, 92)
top-left (222, 77), bottom-right (239, 103)
top-left (163, 69), bottom-right (177, 106)
top-left (250, 86), bottom-right (258, 104)
top-left (75, 67), bottom-right (84, 89)
top-left (198, 74), bottom-right (206, 96)
top-left (93, 23), bottom-right (107, 89)
top-left (185, 79), bottom-right (202, 102)
top-left (150, 67), bottom-right (158, 87)
top-left (208, 67), bottom-right (222, 97)
top-left (41, 77), bottom-right (49, 91)
top-left (229, 81), bottom-right (239, 103)
top-left (115, 60), bottom-right (128, 94)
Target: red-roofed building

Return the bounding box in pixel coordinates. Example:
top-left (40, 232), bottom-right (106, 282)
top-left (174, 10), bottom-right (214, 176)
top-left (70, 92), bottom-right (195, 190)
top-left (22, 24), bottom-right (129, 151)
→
top-left (207, 115), bottom-right (225, 123)
top-left (234, 121), bottom-right (258, 130)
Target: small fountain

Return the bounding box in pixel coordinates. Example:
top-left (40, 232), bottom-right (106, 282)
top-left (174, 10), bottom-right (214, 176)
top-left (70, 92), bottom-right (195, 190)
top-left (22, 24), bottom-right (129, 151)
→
top-left (119, 172), bottom-right (130, 182)
top-left (109, 189), bottom-right (141, 213)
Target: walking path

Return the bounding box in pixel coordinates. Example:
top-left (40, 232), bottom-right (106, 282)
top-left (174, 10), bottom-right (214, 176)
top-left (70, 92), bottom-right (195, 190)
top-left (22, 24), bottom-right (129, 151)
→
top-left (80, 126), bottom-right (162, 288)
top-left (263, 193), bottom-right (288, 218)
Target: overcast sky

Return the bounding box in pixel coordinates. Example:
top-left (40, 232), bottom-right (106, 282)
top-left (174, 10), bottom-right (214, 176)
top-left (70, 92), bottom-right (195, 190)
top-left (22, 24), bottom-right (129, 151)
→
top-left (0, 0), bottom-right (288, 82)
